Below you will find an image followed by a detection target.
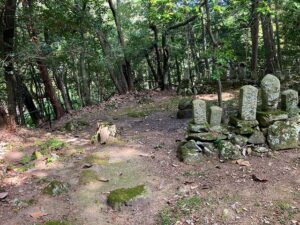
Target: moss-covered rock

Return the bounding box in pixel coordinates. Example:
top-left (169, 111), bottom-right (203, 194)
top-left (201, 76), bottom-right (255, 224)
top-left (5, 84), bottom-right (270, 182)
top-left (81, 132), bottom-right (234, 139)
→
top-left (229, 117), bottom-right (258, 128)
top-left (231, 135), bottom-right (248, 146)
top-left (177, 140), bottom-right (202, 165)
top-left (107, 185), bottom-right (145, 210)
top-left (257, 111), bottom-right (288, 127)
top-left (178, 98), bottom-right (193, 110)
top-left (248, 130), bottom-right (266, 144)
top-left (79, 169), bottom-right (99, 185)
top-left (43, 180), bottom-right (70, 196)
top-left (267, 121), bottom-right (299, 150)
top-left (187, 132), bottom-right (227, 142)
top-left (217, 140), bottom-right (242, 161)
top-left (188, 122), bottom-right (208, 133)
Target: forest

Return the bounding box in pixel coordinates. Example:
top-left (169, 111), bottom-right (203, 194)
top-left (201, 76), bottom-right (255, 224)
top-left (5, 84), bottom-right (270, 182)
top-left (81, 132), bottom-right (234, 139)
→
top-left (0, 1), bottom-right (300, 225)
top-left (1, 0), bottom-right (299, 128)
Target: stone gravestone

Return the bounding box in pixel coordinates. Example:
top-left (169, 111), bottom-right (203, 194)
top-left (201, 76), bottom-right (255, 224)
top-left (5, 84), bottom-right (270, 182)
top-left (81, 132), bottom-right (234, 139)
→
top-left (281, 89), bottom-right (299, 117)
top-left (193, 99), bottom-right (207, 125)
top-left (239, 85), bottom-right (258, 120)
top-left (209, 106), bottom-right (222, 127)
top-left (261, 74), bottom-right (281, 111)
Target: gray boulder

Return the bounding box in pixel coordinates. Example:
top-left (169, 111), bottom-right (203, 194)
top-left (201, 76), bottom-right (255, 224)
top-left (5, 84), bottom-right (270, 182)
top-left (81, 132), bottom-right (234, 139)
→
top-left (267, 121), bottom-right (299, 150)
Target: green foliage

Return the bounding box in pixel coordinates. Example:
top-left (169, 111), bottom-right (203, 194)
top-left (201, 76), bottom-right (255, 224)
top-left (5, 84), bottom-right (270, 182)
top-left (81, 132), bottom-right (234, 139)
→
top-left (158, 196), bottom-right (201, 225)
top-left (36, 138), bottom-right (66, 155)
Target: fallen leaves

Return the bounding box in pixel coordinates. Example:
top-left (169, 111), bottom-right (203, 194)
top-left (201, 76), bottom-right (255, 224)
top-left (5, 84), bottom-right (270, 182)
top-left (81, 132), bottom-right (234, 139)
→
top-left (30, 211), bottom-right (48, 218)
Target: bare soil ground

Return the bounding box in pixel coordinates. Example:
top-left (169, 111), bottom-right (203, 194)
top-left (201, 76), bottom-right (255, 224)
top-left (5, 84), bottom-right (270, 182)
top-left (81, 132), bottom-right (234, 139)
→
top-left (0, 90), bottom-right (299, 225)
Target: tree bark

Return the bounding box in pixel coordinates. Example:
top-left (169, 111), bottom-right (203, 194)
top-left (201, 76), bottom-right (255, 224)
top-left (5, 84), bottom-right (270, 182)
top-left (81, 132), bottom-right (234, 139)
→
top-left (1, 0), bottom-right (17, 130)
top-left (250, 0), bottom-right (260, 78)
top-left (16, 74), bottom-right (42, 126)
top-left (203, 0), bottom-right (222, 107)
top-left (97, 29), bottom-right (128, 94)
top-left (23, 0), bottom-right (65, 119)
top-left (107, 0), bottom-right (133, 91)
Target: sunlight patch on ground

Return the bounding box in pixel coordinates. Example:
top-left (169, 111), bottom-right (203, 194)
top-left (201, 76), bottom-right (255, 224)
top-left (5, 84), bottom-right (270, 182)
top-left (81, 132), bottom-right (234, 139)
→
top-left (196, 91), bottom-right (238, 101)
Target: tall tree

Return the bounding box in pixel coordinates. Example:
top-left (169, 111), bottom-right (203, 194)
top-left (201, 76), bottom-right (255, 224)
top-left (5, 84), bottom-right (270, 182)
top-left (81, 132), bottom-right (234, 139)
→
top-left (1, 0), bottom-right (17, 130)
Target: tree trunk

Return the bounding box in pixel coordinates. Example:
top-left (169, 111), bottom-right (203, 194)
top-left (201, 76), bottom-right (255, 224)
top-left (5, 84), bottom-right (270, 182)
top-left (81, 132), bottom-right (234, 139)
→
top-left (23, 0), bottom-right (65, 119)
top-left (36, 59), bottom-right (65, 119)
top-left (79, 50), bottom-right (92, 106)
top-left (107, 0), bottom-right (133, 91)
top-left (54, 72), bottom-right (72, 112)
top-left (150, 24), bottom-right (164, 89)
top-left (97, 29), bottom-right (128, 94)
top-left (2, 0), bottom-right (17, 130)
top-left (204, 0), bottom-right (222, 107)
top-left (250, 0), bottom-right (260, 79)
top-left (145, 52), bottom-right (158, 83)
top-left (16, 74), bottom-right (42, 126)
top-left (261, 7), bottom-right (280, 74)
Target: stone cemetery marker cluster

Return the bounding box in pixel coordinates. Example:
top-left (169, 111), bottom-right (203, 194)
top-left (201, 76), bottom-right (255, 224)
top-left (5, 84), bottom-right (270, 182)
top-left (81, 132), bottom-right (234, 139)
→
top-left (177, 74), bottom-right (300, 164)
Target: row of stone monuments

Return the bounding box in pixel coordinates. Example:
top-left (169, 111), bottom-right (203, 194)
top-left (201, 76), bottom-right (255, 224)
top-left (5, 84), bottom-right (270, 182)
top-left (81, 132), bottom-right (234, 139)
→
top-left (177, 74), bottom-right (300, 164)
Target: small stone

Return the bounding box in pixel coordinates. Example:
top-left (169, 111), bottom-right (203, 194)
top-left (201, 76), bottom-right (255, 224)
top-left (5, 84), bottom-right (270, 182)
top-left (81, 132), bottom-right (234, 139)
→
top-left (192, 99), bottom-right (207, 125)
top-left (248, 130), bottom-right (266, 144)
top-left (254, 147), bottom-right (269, 153)
top-left (239, 85), bottom-right (258, 120)
top-left (96, 121), bottom-right (117, 144)
top-left (267, 121), bottom-right (299, 150)
top-left (281, 89), bottom-right (299, 117)
top-left (261, 74), bottom-right (281, 111)
top-left (231, 135), bottom-right (248, 146)
top-left (209, 106), bottom-right (223, 127)
top-left (218, 140), bottom-right (243, 161)
top-left (177, 141), bottom-right (202, 165)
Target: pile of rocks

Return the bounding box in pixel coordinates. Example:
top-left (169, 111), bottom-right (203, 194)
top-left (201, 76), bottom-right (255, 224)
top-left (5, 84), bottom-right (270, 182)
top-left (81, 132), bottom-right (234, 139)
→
top-left (178, 74), bottom-right (300, 164)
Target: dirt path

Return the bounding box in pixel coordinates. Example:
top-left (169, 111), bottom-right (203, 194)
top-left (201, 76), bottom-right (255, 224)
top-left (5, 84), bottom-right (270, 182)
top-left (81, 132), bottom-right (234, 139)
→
top-left (0, 91), bottom-right (300, 225)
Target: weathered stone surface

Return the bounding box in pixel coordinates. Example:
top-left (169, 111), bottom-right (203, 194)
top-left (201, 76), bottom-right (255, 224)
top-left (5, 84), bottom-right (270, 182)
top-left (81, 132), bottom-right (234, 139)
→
top-left (230, 117), bottom-right (259, 128)
top-left (177, 140), bottom-right (202, 164)
top-left (239, 85), bottom-right (258, 120)
top-left (261, 74), bottom-right (281, 111)
top-left (177, 109), bottom-right (193, 119)
top-left (209, 106), bottom-right (223, 127)
top-left (248, 130), bottom-right (266, 144)
top-left (188, 123), bottom-right (208, 133)
top-left (267, 121), bottom-right (299, 150)
top-left (257, 111), bottom-right (288, 127)
top-left (237, 127), bottom-right (255, 135)
top-left (178, 98), bottom-right (193, 110)
top-left (193, 99), bottom-right (207, 125)
top-left (96, 121), bottom-right (117, 144)
top-left (231, 135), bottom-right (248, 146)
top-left (281, 89), bottom-right (299, 117)
top-left (187, 132), bottom-right (227, 142)
top-left (253, 146), bottom-right (269, 153)
top-left (218, 141), bottom-right (242, 161)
